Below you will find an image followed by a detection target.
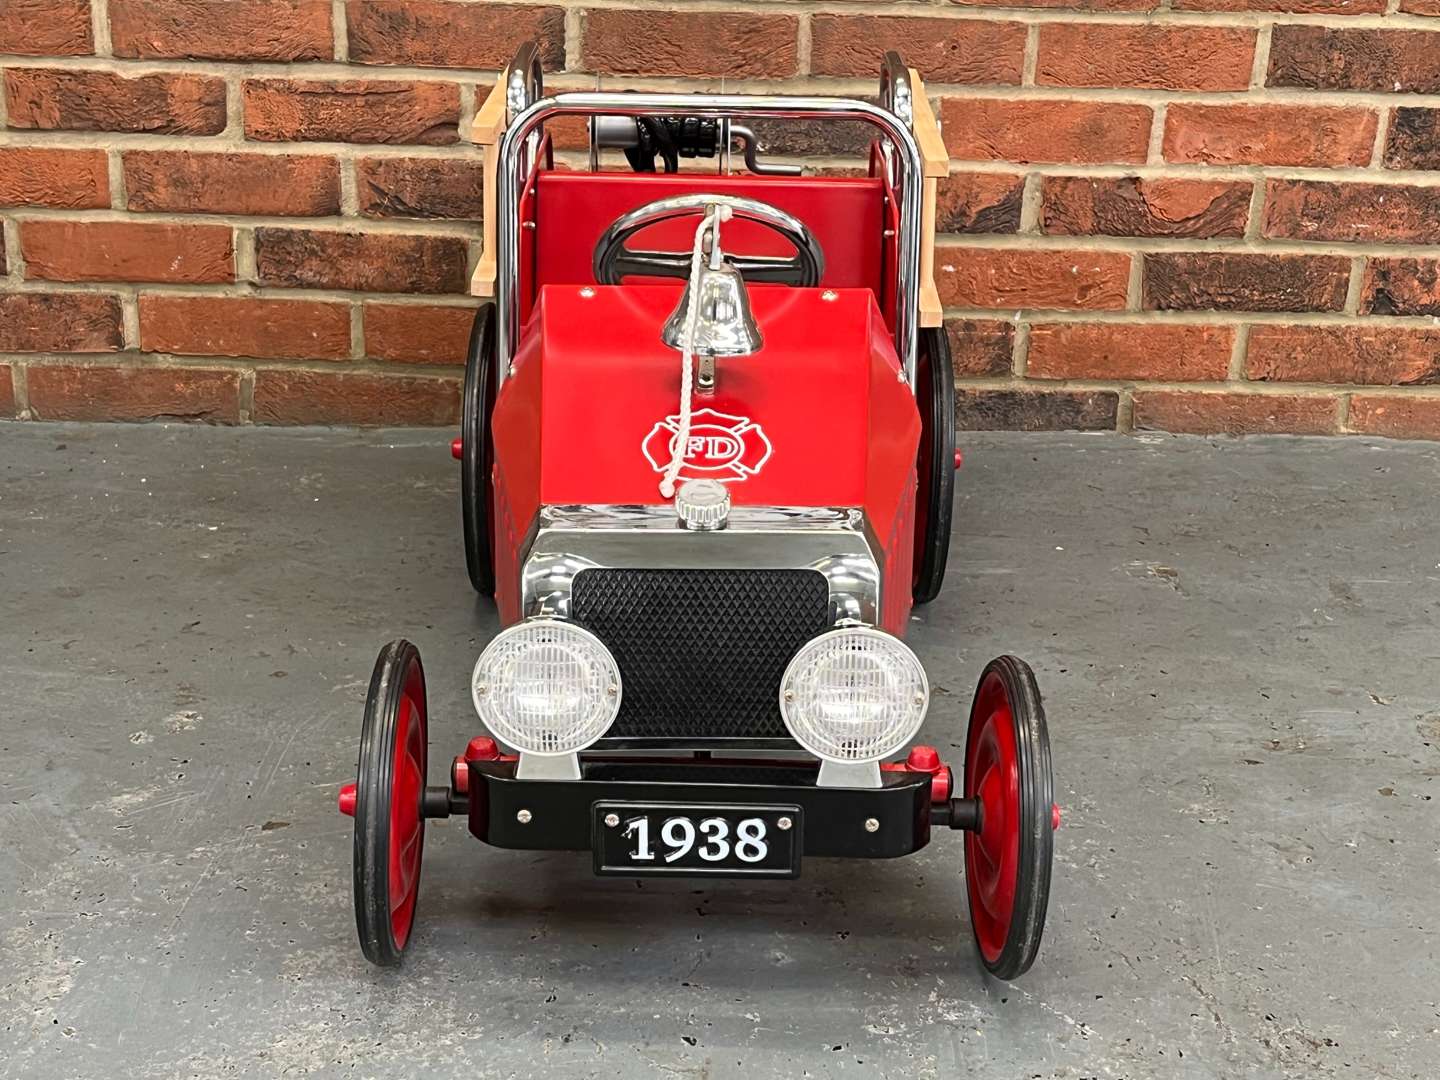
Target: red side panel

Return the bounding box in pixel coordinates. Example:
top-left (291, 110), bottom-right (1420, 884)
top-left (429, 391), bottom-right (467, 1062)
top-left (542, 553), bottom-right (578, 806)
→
top-left (490, 329), bottom-right (543, 623)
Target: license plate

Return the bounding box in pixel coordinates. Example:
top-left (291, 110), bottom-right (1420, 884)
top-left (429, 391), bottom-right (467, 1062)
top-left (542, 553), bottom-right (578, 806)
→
top-left (592, 802), bottom-right (802, 878)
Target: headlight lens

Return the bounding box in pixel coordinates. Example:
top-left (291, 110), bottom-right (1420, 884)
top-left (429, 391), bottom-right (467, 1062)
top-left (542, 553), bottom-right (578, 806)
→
top-left (471, 618), bottom-right (622, 754)
top-left (778, 627), bottom-right (928, 763)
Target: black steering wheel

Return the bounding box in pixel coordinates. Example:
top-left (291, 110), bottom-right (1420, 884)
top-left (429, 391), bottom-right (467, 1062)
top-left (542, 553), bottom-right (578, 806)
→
top-left (593, 193), bottom-right (825, 287)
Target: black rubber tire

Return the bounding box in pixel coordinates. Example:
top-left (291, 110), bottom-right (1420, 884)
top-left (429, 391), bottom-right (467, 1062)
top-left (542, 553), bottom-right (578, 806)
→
top-left (353, 639), bottom-right (428, 967)
top-left (913, 325), bottom-right (956, 605)
top-left (963, 655), bottom-right (1054, 980)
top-left (461, 303), bottom-right (498, 596)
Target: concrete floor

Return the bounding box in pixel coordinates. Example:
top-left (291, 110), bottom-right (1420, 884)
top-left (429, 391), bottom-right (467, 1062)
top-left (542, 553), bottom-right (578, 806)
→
top-left (0, 423), bottom-right (1437, 1080)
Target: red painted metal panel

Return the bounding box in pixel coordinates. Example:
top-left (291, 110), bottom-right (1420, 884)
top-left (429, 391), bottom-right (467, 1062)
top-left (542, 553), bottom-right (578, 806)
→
top-left (488, 282), bottom-right (920, 632)
top-left (531, 171), bottom-right (887, 297)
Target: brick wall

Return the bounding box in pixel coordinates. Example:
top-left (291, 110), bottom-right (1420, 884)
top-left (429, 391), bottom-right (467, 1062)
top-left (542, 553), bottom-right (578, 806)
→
top-left (1, 1), bottom-right (1439, 438)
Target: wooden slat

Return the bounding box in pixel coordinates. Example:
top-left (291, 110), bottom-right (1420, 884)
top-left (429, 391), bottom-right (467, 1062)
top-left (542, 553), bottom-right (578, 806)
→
top-left (469, 72), bottom-right (508, 298)
top-left (908, 68), bottom-right (949, 327)
top-left (907, 69), bottom-right (949, 180)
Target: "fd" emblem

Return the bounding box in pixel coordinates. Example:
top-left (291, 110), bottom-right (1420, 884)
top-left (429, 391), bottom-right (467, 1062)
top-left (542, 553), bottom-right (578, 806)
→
top-left (641, 407), bottom-right (772, 483)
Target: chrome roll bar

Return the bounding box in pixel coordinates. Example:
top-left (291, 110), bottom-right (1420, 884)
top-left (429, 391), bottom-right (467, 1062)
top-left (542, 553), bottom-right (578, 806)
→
top-left (494, 93), bottom-right (926, 392)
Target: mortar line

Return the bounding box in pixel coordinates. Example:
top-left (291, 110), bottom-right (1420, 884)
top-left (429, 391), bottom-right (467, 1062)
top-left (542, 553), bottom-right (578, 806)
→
top-left (3, 214), bottom-right (24, 279)
top-left (1243, 174), bottom-right (1267, 240)
top-left (239, 367), bottom-right (256, 424)
top-left (1369, 108), bottom-right (1390, 169)
top-left (1249, 21), bottom-right (1272, 91)
top-left (1116, 389), bottom-right (1135, 432)
top-left (4, 270), bottom-right (1435, 324)
top-left (339, 157), bottom-right (360, 216)
top-left (1146, 102), bottom-right (1167, 166)
top-left (1337, 390), bottom-right (1354, 430)
top-left (11, 360), bottom-right (30, 418)
top-left (1228, 323), bottom-right (1250, 380)
top-left (91, 0), bottom-right (112, 58)
top-left (332, 0), bottom-right (349, 63)
top-left (1343, 256), bottom-right (1367, 315)
top-left (797, 13), bottom-right (813, 78)
top-left (1127, 252), bottom-right (1145, 312)
top-left (120, 289), bottom-right (140, 350)
top-left (349, 302), bottom-right (365, 360)
top-left (9, 52), bottom-right (1440, 108)
top-left (564, 7), bottom-right (584, 74)
top-left (234, 227), bottom-right (258, 286)
top-left (107, 150), bottom-right (127, 211)
top-left (948, 375), bottom-right (1440, 397)
top-left (1018, 173), bottom-right (1043, 234)
top-left (401, 0), bottom-right (1440, 30)
top-left (9, 353), bottom-right (469, 391)
top-left (222, 74), bottom-right (244, 139)
top-left (1022, 24), bottom-right (1039, 88)
top-left (4, 205), bottom-right (481, 238)
top-left (1012, 320), bottom-right (1031, 377)
top-left (24, 200), bottom-right (1440, 255)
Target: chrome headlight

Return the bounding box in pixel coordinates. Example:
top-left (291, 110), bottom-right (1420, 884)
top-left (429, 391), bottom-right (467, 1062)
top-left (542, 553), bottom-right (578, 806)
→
top-left (778, 627), bottom-right (929, 763)
top-left (471, 618), bottom-right (622, 755)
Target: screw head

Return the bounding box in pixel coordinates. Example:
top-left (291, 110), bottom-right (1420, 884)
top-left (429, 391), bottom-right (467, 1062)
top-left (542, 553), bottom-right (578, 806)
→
top-left (864, 817), bottom-right (880, 833)
top-left (821, 289), bottom-right (839, 302)
top-left (578, 286), bottom-right (595, 298)
top-left (783, 689), bottom-right (795, 702)
top-left (516, 809), bottom-right (533, 824)
top-left (777, 816), bottom-right (792, 831)
top-left (604, 812), bottom-right (620, 828)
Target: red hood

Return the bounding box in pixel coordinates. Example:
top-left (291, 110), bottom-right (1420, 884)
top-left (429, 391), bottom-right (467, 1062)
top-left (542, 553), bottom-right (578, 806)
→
top-left (498, 284), bottom-right (918, 510)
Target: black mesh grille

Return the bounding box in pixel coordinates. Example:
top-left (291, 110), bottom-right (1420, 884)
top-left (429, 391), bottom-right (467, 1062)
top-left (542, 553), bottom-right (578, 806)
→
top-left (571, 568), bottom-right (829, 742)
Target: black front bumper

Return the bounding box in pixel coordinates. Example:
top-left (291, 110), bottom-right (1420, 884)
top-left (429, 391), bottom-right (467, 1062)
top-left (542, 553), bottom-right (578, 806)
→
top-left (466, 759), bottom-right (939, 860)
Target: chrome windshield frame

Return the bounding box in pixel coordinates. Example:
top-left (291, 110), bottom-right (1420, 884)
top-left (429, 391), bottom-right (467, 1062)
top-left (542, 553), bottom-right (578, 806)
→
top-left (494, 92), bottom-right (925, 393)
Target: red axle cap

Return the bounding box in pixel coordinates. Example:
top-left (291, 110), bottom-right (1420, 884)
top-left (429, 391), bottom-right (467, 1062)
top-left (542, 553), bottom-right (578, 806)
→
top-left (337, 782), bottom-right (357, 817)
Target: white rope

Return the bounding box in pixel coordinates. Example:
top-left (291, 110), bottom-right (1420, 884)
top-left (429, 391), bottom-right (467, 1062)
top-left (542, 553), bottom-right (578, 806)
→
top-left (659, 204), bottom-right (730, 499)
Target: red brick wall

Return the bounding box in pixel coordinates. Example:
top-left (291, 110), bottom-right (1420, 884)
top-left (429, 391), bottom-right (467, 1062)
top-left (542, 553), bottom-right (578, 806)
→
top-left (1, 1), bottom-right (1439, 437)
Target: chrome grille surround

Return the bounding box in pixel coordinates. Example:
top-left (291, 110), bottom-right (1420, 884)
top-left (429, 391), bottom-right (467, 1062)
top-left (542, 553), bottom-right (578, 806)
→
top-left (520, 504), bottom-right (882, 626)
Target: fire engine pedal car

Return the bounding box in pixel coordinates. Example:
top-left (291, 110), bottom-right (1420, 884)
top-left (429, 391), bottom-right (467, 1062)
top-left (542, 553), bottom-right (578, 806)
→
top-left (338, 45), bottom-right (1059, 979)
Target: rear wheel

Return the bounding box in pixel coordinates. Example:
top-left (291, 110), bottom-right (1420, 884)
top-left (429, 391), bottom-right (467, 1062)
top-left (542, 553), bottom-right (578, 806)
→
top-left (913, 325), bottom-right (955, 605)
top-left (963, 655), bottom-right (1054, 980)
top-left (461, 303), bottom-right (497, 596)
top-left (353, 640), bottom-right (428, 966)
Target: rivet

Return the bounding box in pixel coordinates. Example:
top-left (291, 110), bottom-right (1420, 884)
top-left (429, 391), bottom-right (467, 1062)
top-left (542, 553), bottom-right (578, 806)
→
top-left (783, 689), bottom-right (795, 702)
top-left (777, 816), bottom-right (793, 831)
top-left (475, 682), bottom-right (488, 695)
top-left (606, 684), bottom-right (618, 696)
top-left (821, 290), bottom-right (839, 302)
top-left (913, 693), bottom-right (926, 706)
top-left (864, 817), bottom-right (880, 833)
top-left (604, 812), bottom-right (620, 828)
top-left (517, 809), bottom-right (533, 824)
top-left (579, 286), bottom-right (595, 298)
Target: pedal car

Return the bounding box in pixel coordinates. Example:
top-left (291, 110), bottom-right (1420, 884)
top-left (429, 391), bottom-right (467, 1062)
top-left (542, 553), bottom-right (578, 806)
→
top-left (339, 46), bottom-right (1059, 979)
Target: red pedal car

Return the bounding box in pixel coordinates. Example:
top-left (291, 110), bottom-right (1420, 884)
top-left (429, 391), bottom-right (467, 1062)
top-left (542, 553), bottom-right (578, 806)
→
top-left (339, 46), bottom-right (1058, 979)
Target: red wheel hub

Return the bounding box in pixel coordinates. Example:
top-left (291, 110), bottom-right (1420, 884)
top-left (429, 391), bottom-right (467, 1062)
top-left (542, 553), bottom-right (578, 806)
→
top-left (388, 664), bottom-right (426, 950)
top-left (965, 671), bottom-right (1021, 965)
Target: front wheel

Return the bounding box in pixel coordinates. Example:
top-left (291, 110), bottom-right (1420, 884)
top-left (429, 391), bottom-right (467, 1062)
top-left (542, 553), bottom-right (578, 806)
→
top-left (461, 304), bottom-right (497, 596)
top-left (962, 655), bottom-right (1055, 979)
top-left (913, 325), bottom-right (955, 605)
top-left (352, 640), bottom-right (429, 966)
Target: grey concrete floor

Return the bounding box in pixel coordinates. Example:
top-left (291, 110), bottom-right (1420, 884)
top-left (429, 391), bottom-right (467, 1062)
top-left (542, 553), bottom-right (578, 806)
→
top-left (1, 423), bottom-right (1437, 1080)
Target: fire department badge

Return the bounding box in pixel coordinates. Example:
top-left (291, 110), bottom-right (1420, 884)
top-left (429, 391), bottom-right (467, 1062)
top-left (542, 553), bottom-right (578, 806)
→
top-left (642, 407), bottom-right (772, 483)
